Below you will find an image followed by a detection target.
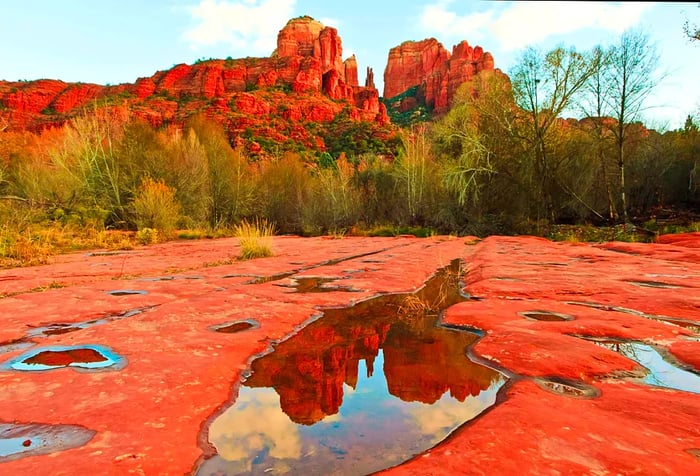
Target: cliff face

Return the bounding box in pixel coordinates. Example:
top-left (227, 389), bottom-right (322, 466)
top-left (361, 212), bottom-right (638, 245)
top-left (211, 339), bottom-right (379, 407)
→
top-left (0, 16), bottom-right (388, 152)
top-left (383, 38), bottom-right (497, 113)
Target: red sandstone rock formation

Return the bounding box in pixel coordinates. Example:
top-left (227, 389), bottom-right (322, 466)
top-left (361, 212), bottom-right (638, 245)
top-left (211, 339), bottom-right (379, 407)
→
top-left (0, 16), bottom-right (389, 147)
top-left (365, 67), bottom-right (375, 89)
top-left (383, 38), bottom-right (498, 113)
top-left (344, 55), bottom-right (359, 87)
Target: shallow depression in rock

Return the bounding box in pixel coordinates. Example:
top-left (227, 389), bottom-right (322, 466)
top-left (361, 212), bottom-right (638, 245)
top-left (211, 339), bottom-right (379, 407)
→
top-left (534, 376), bottom-right (600, 398)
top-left (107, 289), bottom-right (148, 296)
top-left (276, 276), bottom-right (362, 293)
top-left (196, 260), bottom-right (507, 475)
top-left (519, 311), bottom-right (574, 322)
top-left (583, 338), bottom-right (700, 394)
top-left (0, 423), bottom-right (96, 462)
top-left (3, 345), bottom-right (126, 372)
top-left (626, 280), bottom-right (683, 289)
top-left (211, 320), bottom-right (261, 334)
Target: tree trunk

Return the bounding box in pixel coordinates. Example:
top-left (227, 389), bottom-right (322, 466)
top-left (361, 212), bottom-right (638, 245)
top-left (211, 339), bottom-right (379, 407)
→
top-left (618, 139), bottom-right (629, 223)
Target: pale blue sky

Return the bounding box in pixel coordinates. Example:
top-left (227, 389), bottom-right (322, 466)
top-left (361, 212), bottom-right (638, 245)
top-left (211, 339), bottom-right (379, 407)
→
top-left (1, 1), bottom-right (698, 128)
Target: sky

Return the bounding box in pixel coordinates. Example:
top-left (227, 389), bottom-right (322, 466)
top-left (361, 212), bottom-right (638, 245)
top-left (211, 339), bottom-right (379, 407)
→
top-left (1, 1), bottom-right (698, 129)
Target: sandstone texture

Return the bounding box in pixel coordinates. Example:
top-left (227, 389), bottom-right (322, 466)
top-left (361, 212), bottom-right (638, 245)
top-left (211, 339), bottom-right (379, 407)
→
top-left (0, 233), bottom-right (698, 474)
top-left (383, 38), bottom-right (499, 113)
top-left (0, 17), bottom-right (388, 152)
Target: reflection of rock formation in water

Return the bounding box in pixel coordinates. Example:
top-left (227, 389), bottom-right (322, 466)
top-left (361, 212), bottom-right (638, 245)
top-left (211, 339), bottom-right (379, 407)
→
top-left (383, 321), bottom-right (498, 404)
top-left (244, 293), bottom-right (499, 425)
top-left (245, 317), bottom-right (392, 425)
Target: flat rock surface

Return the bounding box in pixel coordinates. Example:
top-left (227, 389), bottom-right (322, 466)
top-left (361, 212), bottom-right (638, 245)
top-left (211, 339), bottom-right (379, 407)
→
top-left (0, 233), bottom-right (698, 475)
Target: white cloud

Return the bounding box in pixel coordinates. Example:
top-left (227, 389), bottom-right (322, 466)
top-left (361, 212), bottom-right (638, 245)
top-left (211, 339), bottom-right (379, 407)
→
top-left (319, 17), bottom-right (340, 28)
top-left (183, 0), bottom-right (296, 54)
top-left (420, 1), bottom-right (653, 51)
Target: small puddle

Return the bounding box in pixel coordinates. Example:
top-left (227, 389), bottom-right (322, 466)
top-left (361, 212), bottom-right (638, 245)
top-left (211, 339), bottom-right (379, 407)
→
top-left (196, 260), bottom-right (507, 475)
top-left (0, 307), bottom-right (156, 356)
top-left (3, 345), bottom-right (125, 372)
top-left (534, 377), bottom-right (599, 398)
top-left (34, 307), bottom-right (154, 336)
top-left (582, 338), bottom-right (700, 394)
top-left (276, 277), bottom-right (362, 293)
top-left (107, 290), bottom-right (148, 296)
top-left (0, 422), bottom-right (96, 462)
top-left (519, 311), bottom-right (574, 322)
top-left (212, 320), bottom-right (261, 334)
top-left (244, 272), bottom-right (296, 285)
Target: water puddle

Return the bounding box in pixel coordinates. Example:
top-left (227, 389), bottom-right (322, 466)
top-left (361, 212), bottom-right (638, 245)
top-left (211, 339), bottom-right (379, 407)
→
top-left (276, 277), bottom-right (363, 293)
top-left (0, 307), bottom-right (156, 355)
top-left (3, 345), bottom-right (126, 372)
top-left (212, 320), bottom-right (261, 334)
top-left (0, 422), bottom-right (96, 462)
top-left (519, 311), bottom-right (574, 322)
top-left (196, 260), bottom-right (507, 475)
top-left (107, 290), bottom-right (148, 296)
top-left (533, 377), bottom-right (599, 398)
top-left (581, 337), bottom-right (700, 394)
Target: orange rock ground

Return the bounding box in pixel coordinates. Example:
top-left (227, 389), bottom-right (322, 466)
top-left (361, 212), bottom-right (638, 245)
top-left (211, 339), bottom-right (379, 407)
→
top-left (0, 234), bottom-right (698, 475)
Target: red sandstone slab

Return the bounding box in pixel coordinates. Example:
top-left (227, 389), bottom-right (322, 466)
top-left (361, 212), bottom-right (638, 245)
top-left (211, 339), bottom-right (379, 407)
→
top-left (0, 234), bottom-right (698, 475)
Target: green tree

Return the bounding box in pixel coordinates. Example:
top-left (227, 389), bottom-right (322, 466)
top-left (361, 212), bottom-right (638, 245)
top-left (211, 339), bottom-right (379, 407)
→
top-left (187, 116), bottom-right (257, 228)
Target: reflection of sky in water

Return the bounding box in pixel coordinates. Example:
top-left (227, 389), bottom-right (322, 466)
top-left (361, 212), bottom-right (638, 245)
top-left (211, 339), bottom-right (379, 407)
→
top-left (0, 437), bottom-right (41, 458)
top-left (610, 343), bottom-right (700, 394)
top-left (207, 351), bottom-right (504, 475)
top-left (209, 388), bottom-right (302, 472)
top-left (0, 423), bottom-right (95, 462)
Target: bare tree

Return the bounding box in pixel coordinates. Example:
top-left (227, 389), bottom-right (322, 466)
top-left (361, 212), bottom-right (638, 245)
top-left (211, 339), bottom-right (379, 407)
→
top-left (604, 30), bottom-right (660, 222)
top-left (510, 46), bottom-right (600, 221)
top-left (580, 45), bottom-right (618, 221)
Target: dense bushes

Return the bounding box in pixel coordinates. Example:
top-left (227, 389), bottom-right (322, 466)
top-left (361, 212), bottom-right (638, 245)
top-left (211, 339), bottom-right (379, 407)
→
top-left (0, 95), bottom-right (698, 266)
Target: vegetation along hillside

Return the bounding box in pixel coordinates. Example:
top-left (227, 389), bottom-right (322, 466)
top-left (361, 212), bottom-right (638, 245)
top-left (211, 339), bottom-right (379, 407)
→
top-left (0, 16), bottom-right (698, 267)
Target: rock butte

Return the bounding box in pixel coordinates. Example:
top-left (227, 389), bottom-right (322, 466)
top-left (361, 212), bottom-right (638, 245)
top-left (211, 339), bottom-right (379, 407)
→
top-left (383, 38), bottom-right (501, 113)
top-left (0, 233), bottom-right (698, 474)
top-left (0, 15), bottom-right (507, 152)
top-left (0, 16), bottom-right (388, 151)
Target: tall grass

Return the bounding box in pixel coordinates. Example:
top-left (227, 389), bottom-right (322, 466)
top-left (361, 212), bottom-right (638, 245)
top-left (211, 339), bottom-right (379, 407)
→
top-left (233, 219), bottom-right (275, 260)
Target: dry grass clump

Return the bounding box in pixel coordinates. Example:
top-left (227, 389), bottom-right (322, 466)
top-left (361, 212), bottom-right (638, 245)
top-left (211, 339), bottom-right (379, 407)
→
top-left (233, 219), bottom-right (275, 260)
top-left (397, 261), bottom-right (464, 321)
